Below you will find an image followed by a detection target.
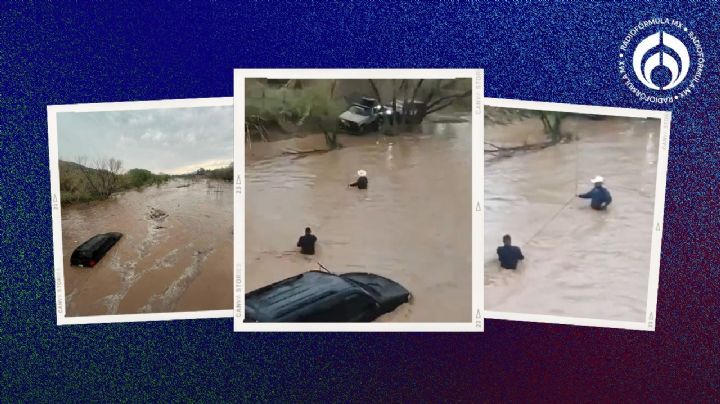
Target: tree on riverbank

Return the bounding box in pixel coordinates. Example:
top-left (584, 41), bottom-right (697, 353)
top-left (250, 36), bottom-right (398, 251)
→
top-left (59, 158), bottom-right (172, 205)
top-left (311, 80), bottom-right (341, 149)
top-left (245, 80), bottom-right (343, 149)
top-left (76, 156), bottom-right (123, 199)
top-left (484, 108), bottom-right (580, 162)
top-left (538, 111), bottom-right (571, 143)
top-left (485, 106), bottom-right (573, 144)
top-left (205, 163), bottom-right (233, 181)
top-left (369, 78), bottom-right (472, 134)
top-left (126, 168), bottom-right (169, 188)
top-left (245, 78), bottom-right (471, 141)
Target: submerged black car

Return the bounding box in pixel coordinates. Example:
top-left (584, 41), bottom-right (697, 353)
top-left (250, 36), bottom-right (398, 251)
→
top-left (70, 232), bottom-right (123, 268)
top-left (244, 270), bottom-right (411, 322)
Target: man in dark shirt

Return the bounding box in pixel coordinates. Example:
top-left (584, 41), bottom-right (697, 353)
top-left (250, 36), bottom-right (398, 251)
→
top-left (577, 176), bottom-right (612, 210)
top-left (348, 169), bottom-right (368, 189)
top-left (297, 227), bottom-right (317, 255)
top-left (497, 234), bottom-right (524, 270)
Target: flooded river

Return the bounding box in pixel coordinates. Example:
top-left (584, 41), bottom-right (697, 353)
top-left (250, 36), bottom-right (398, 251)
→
top-left (246, 115), bottom-right (472, 322)
top-left (485, 115), bottom-right (661, 322)
top-left (61, 178), bottom-right (233, 316)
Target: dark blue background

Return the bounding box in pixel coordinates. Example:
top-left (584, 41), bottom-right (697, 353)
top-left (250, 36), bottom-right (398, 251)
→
top-left (1, 2), bottom-right (718, 401)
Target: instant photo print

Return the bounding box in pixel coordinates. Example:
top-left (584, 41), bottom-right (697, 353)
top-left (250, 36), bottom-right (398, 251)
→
top-left (484, 98), bottom-right (670, 331)
top-left (234, 69), bottom-right (484, 332)
top-left (49, 97), bottom-right (235, 325)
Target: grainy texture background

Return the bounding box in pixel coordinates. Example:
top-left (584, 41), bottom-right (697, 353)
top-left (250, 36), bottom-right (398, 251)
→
top-left (1, 2), bottom-right (718, 401)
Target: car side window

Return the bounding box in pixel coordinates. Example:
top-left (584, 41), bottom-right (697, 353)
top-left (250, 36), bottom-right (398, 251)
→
top-left (294, 295), bottom-right (345, 322)
top-left (341, 292), bottom-right (378, 321)
top-left (293, 292), bottom-right (377, 322)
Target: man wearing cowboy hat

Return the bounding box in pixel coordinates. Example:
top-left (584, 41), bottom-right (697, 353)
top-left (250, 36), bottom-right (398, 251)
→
top-left (348, 169), bottom-right (368, 189)
top-left (577, 175), bottom-right (612, 210)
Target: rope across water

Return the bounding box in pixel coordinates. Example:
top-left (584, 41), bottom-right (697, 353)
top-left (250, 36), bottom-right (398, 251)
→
top-left (522, 135), bottom-right (581, 247)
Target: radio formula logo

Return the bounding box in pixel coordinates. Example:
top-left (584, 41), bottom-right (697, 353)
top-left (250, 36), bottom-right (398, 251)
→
top-left (619, 18), bottom-right (704, 104)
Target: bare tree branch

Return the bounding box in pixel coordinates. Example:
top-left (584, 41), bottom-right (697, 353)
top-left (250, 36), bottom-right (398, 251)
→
top-left (75, 156), bottom-right (122, 198)
top-left (422, 80), bottom-right (441, 106)
top-left (426, 101), bottom-right (456, 115)
top-left (425, 90), bottom-right (472, 111)
top-left (484, 141), bottom-right (555, 154)
top-left (368, 79), bottom-right (383, 106)
top-left (409, 79), bottom-right (424, 105)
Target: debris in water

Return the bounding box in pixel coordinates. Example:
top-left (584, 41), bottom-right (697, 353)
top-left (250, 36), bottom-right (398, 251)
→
top-left (147, 207), bottom-right (168, 221)
top-left (192, 248), bottom-right (212, 257)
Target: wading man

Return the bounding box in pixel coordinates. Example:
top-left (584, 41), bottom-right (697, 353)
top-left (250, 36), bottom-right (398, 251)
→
top-left (577, 176), bottom-right (612, 210)
top-left (348, 169), bottom-right (368, 189)
top-left (297, 227), bottom-right (317, 255)
top-left (497, 234), bottom-right (524, 270)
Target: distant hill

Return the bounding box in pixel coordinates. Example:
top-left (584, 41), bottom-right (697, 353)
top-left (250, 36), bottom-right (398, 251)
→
top-left (58, 160), bottom-right (111, 175)
top-left (58, 159), bottom-right (171, 204)
top-left (59, 160), bottom-right (89, 171)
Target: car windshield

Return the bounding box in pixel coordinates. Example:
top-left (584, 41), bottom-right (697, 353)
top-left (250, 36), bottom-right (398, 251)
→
top-left (340, 276), bottom-right (381, 300)
top-left (348, 106), bottom-right (370, 116)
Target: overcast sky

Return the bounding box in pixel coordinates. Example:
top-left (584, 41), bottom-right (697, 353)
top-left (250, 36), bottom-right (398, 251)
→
top-left (57, 105), bottom-right (233, 175)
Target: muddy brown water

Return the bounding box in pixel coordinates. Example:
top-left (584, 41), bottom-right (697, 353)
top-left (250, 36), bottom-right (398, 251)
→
top-left (485, 115), bottom-right (661, 322)
top-left (246, 115), bottom-right (472, 322)
top-left (61, 178), bottom-right (233, 316)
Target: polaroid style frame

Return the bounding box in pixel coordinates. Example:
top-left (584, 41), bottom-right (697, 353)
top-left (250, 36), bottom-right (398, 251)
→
top-left (484, 98), bottom-right (670, 331)
top-left (234, 69), bottom-right (484, 332)
top-left (48, 97), bottom-right (235, 325)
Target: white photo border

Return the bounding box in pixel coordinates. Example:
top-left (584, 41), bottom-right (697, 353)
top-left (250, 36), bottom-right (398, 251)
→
top-left (483, 97), bottom-right (671, 331)
top-left (233, 69), bottom-right (484, 332)
top-left (48, 97), bottom-right (235, 325)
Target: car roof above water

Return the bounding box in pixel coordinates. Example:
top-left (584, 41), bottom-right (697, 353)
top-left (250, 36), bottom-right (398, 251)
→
top-left (75, 232), bottom-right (122, 254)
top-left (245, 271), bottom-right (360, 320)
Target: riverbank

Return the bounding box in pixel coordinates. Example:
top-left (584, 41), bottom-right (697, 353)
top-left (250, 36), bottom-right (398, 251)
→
top-left (59, 161), bottom-right (233, 206)
top-left (246, 111), bottom-right (471, 162)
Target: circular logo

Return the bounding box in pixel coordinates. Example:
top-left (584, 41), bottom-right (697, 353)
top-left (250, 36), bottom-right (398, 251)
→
top-left (619, 18), bottom-right (704, 104)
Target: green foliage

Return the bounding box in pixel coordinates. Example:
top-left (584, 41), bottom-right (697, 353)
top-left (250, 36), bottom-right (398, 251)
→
top-left (58, 161), bottom-right (107, 204)
top-left (205, 163), bottom-right (233, 181)
top-left (538, 111), bottom-right (571, 143)
top-left (245, 87), bottom-right (287, 121)
top-left (125, 168), bottom-right (153, 187)
top-left (58, 160), bottom-right (171, 205)
top-left (122, 168), bottom-right (169, 189)
top-left (245, 80), bottom-right (344, 135)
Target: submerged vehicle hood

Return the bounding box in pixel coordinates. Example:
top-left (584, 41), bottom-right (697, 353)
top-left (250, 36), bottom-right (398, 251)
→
top-left (338, 110), bottom-right (371, 124)
top-left (340, 272), bottom-right (410, 307)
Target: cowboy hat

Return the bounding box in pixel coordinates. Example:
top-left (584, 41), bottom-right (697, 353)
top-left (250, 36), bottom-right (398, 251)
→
top-left (357, 170), bottom-right (367, 177)
top-left (590, 175), bottom-right (604, 183)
